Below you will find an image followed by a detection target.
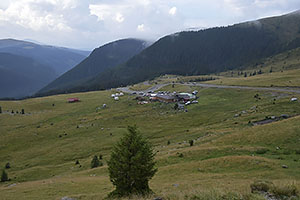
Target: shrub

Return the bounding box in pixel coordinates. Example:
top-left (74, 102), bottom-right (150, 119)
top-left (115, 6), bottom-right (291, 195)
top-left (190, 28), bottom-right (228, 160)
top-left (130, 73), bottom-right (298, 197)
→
top-left (0, 106), bottom-right (2, 113)
top-left (271, 184), bottom-right (299, 198)
top-left (21, 109), bottom-right (25, 114)
top-left (174, 103), bottom-right (178, 110)
top-left (1, 170), bottom-right (8, 182)
top-left (283, 150), bottom-right (291, 155)
top-left (91, 155), bottom-right (100, 168)
top-left (99, 154), bottom-right (103, 160)
top-left (250, 180), bottom-right (273, 193)
top-left (167, 140), bottom-right (170, 145)
top-left (107, 125), bottom-right (157, 197)
top-left (5, 162), bottom-right (10, 169)
top-left (256, 148), bottom-right (269, 154)
top-left (295, 150), bottom-right (300, 155)
top-left (178, 153), bottom-right (184, 158)
top-left (189, 140), bottom-right (194, 146)
top-left (75, 160), bottom-right (80, 165)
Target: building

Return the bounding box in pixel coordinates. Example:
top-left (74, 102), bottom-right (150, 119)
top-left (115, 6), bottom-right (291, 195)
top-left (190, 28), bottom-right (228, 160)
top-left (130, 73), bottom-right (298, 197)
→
top-left (67, 98), bottom-right (80, 103)
top-left (176, 93), bottom-right (196, 102)
top-left (156, 93), bottom-right (176, 103)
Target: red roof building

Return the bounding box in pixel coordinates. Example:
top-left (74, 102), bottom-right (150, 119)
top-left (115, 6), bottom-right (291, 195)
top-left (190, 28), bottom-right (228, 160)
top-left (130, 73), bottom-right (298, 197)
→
top-left (67, 98), bottom-right (80, 103)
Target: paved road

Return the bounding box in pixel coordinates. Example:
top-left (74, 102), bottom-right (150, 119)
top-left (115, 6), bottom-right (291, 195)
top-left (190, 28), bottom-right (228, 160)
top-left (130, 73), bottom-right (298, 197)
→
top-left (118, 82), bottom-right (300, 94)
top-left (117, 83), bottom-right (169, 94)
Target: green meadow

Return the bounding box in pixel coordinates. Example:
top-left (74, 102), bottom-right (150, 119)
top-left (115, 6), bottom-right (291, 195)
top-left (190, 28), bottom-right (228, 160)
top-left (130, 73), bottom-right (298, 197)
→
top-left (1, 83), bottom-right (300, 199)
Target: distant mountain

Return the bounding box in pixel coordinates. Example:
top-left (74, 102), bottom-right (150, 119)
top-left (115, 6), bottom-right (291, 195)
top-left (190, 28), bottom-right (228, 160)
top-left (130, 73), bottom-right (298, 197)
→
top-left (0, 53), bottom-right (57, 98)
top-left (74, 10), bottom-right (300, 91)
top-left (0, 39), bottom-right (90, 75)
top-left (37, 39), bottom-right (150, 96)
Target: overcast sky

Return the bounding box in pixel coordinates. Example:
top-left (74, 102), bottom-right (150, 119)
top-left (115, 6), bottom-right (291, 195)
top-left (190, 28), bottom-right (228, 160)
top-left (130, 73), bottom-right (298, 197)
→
top-left (0, 0), bottom-right (299, 50)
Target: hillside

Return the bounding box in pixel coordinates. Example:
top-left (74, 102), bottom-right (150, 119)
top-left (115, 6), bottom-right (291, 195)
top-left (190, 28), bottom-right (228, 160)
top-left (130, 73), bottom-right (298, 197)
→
top-left (0, 39), bottom-right (89, 75)
top-left (0, 53), bottom-right (57, 98)
top-left (80, 11), bottom-right (300, 91)
top-left (37, 39), bottom-right (149, 96)
top-left (0, 76), bottom-right (300, 199)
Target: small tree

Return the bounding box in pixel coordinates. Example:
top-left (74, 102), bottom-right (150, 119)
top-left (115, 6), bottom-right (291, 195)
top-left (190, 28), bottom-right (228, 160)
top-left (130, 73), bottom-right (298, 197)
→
top-left (108, 126), bottom-right (157, 197)
top-left (5, 162), bottom-right (10, 169)
top-left (21, 109), bottom-right (25, 115)
top-left (189, 140), bottom-right (194, 146)
top-left (1, 170), bottom-right (8, 182)
top-left (91, 155), bottom-right (100, 168)
top-left (0, 106), bottom-right (2, 114)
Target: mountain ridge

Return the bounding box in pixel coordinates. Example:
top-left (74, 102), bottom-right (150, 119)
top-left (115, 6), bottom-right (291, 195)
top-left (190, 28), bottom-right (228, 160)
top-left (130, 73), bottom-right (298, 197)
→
top-left (37, 38), bottom-right (150, 96)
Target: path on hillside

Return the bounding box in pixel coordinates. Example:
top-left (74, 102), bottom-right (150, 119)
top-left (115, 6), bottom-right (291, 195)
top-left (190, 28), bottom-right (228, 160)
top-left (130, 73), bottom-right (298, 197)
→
top-left (117, 83), bottom-right (300, 94)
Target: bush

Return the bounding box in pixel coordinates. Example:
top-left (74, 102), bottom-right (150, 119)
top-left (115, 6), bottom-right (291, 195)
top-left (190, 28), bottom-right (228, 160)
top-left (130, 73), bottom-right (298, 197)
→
top-left (21, 109), bottom-right (25, 114)
top-left (0, 106), bottom-right (2, 113)
top-left (271, 184), bottom-right (299, 198)
top-left (189, 140), bottom-right (194, 146)
top-left (250, 180), bottom-right (273, 193)
top-left (91, 155), bottom-right (100, 168)
top-left (174, 103), bottom-right (178, 110)
top-left (1, 170), bottom-right (8, 182)
top-left (256, 148), bottom-right (269, 154)
top-left (108, 125), bottom-right (157, 197)
top-left (251, 180), bottom-right (299, 198)
top-left (5, 162), bottom-right (10, 169)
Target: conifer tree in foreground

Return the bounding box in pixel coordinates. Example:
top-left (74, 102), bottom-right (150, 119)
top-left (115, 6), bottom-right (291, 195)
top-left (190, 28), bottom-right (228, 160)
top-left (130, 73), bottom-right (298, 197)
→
top-left (108, 126), bottom-right (157, 197)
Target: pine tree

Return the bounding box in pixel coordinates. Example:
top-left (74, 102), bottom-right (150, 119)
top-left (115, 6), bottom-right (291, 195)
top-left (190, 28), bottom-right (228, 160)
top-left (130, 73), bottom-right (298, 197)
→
top-left (108, 126), bottom-right (157, 197)
top-left (91, 155), bottom-right (100, 168)
top-left (1, 170), bottom-right (8, 182)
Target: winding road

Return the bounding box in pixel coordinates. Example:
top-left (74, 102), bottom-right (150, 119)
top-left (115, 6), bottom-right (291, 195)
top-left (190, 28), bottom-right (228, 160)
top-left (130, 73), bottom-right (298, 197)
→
top-left (117, 82), bottom-right (300, 94)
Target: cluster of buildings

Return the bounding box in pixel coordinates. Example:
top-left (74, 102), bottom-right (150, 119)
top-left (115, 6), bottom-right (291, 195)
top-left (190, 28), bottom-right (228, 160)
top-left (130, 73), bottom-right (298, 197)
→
top-left (146, 90), bottom-right (198, 104)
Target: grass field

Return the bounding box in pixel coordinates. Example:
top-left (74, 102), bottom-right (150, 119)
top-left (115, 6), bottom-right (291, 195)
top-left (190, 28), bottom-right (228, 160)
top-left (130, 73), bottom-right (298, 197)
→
top-left (180, 47), bottom-right (300, 88)
top-left (1, 81), bottom-right (300, 199)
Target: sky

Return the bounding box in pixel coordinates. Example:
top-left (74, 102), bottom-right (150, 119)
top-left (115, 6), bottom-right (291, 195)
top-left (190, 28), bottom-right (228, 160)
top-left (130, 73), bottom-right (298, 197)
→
top-left (0, 0), bottom-right (300, 50)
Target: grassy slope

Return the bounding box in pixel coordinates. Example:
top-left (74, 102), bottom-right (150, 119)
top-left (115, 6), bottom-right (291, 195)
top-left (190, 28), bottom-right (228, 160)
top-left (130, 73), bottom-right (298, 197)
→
top-left (204, 47), bottom-right (300, 87)
top-left (1, 83), bottom-right (300, 199)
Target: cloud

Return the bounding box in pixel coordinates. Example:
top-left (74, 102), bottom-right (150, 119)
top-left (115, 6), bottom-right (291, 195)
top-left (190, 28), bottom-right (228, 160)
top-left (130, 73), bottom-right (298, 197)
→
top-left (115, 13), bottom-right (124, 23)
top-left (169, 7), bottom-right (177, 16)
top-left (89, 4), bottom-right (130, 22)
top-left (137, 24), bottom-right (145, 32)
top-left (0, 0), bottom-right (299, 50)
top-left (0, 0), bottom-right (73, 31)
